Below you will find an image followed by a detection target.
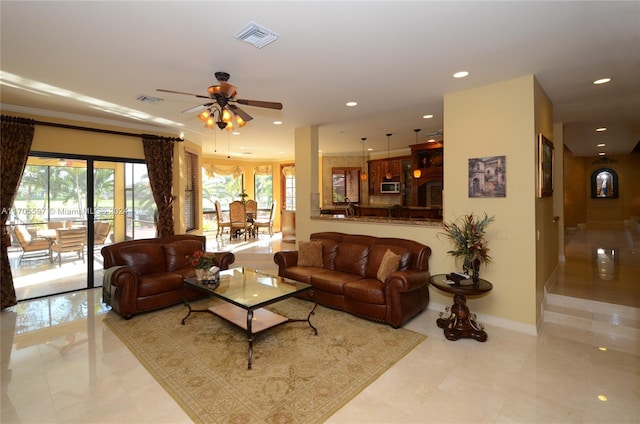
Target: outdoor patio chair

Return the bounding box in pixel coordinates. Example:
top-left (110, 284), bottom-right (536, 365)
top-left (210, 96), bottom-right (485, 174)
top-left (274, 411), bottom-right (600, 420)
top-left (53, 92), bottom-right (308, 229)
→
top-left (50, 227), bottom-right (87, 266)
top-left (13, 225), bottom-right (51, 263)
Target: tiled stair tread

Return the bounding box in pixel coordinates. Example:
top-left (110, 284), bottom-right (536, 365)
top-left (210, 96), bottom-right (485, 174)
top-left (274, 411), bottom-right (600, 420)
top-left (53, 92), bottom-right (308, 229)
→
top-left (546, 293), bottom-right (639, 320)
top-left (545, 310), bottom-right (639, 341)
top-left (545, 303), bottom-right (640, 329)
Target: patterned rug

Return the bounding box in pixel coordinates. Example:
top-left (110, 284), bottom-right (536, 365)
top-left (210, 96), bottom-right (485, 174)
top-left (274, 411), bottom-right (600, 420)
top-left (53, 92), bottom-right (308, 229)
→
top-left (104, 297), bottom-right (426, 424)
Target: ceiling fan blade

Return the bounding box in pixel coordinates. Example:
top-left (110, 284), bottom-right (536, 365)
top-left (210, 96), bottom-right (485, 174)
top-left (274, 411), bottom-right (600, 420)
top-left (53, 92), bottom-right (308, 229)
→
top-left (181, 103), bottom-right (213, 114)
top-left (157, 88), bottom-right (210, 99)
top-left (235, 99), bottom-right (283, 110)
top-left (228, 104), bottom-right (253, 122)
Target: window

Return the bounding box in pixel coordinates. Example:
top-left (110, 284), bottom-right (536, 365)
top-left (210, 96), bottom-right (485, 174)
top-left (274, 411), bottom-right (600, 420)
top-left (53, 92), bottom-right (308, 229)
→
top-left (184, 150), bottom-right (197, 232)
top-left (281, 165), bottom-right (295, 211)
top-left (124, 163), bottom-right (155, 239)
top-left (331, 167), bottom-right (360, 204)
top-left (254, 165), bottom-right (273, 208)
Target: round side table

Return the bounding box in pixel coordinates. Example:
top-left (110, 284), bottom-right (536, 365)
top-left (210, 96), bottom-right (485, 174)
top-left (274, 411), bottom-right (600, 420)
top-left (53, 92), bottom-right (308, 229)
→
top-left (428, 274), bottom-right (493, 342)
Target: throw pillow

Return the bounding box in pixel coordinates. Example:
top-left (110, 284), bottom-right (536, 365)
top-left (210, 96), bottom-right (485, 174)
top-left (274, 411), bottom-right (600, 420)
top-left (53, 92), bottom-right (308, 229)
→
top-left (298, 240), bottom-right (323, 267)
top-left (377, 249), bottom-right (401, 282)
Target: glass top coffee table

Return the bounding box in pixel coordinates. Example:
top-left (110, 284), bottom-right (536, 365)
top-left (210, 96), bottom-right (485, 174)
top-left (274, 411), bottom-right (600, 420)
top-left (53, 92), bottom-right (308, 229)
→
top-left (182, 267), bottom-right (318, 369)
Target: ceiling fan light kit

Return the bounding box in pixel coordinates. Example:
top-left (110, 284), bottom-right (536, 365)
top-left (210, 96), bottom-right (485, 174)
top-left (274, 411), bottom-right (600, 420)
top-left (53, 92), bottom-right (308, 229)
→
top-left (158, 72), bottom-right (282, 132)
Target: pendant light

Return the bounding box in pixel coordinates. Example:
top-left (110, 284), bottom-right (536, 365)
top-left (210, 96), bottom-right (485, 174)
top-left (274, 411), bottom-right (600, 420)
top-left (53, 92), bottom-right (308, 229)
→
top-left (360, 137), bottom-right (368, 181)
top-left (413, 129), bottom-right (422, 178)
top-left (385, 133), bottom-right (393, 179)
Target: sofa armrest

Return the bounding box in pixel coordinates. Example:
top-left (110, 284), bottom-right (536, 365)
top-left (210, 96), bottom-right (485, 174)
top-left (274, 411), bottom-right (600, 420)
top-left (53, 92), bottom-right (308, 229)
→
top-left (384, 270), bottom-right (431, 328)
top-left (273, 250), bottom-right (299, 276)
top-left (213, 251), bottom-right (236, 270)
top-left (107, 266), bottom-right (141, 319)
top-left (385, 270), bottom-right (430, 292)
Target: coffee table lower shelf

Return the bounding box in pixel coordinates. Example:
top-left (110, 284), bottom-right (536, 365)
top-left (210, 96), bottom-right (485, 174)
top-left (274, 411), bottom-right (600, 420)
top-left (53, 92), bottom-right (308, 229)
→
top-left (184, 301), bottom-right (318, 370)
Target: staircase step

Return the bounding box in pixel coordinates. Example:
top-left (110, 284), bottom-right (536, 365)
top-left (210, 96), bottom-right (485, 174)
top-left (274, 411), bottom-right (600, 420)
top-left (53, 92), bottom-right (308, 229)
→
top-left (545, 293), bottom-right (640, 342)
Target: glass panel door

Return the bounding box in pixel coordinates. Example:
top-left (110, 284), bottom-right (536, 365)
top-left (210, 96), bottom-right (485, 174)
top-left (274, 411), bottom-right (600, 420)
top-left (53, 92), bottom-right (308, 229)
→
top-left (9, 157), bottom-right (89, 300)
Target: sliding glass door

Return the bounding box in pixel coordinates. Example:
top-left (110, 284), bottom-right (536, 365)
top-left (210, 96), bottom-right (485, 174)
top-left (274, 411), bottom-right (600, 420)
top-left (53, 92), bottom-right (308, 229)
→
top-left (8, 154), bottom-right (151, 301)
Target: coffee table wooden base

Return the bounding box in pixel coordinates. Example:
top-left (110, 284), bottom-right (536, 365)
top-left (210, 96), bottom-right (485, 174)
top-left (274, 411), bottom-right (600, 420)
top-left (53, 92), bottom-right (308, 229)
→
top-left (436, 294), bottom-right (487, 342)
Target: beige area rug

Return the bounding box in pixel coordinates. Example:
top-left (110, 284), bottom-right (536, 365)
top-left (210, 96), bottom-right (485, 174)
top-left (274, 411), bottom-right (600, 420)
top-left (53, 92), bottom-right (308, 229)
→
top-left (104, 298), bottom-right (426, 424)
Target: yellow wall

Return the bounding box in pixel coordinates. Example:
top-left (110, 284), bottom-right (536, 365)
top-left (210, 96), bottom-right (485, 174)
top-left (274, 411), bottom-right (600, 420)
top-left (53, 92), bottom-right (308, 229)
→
top-left (296, 75), bottom-right (555, 333)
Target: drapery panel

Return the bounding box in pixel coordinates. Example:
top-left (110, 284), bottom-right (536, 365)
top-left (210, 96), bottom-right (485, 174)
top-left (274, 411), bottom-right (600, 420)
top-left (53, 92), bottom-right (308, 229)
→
top-left (203, 164), bottom-right (244, 179)
top-left (142, 136), bottom-right (175, 238)
top-left (254, 165), bottom-right (272, 176)
top-left (1, 116), bottom-right (35, 309)
top-left (282, 165), bottom-right (295, 177)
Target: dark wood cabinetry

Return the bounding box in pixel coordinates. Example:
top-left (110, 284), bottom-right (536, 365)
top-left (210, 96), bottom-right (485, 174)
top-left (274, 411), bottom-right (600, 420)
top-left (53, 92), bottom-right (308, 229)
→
top-left (410, 142), bottom-right (443, 207)
top-left (367, 157), bottom-right (408, 195)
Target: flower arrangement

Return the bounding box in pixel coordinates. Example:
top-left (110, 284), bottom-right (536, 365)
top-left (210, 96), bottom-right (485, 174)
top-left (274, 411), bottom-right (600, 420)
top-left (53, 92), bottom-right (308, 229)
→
top-left (440, 213), bottom-right (495, 273)
top-left (186, 250), bottom-right (216, 269)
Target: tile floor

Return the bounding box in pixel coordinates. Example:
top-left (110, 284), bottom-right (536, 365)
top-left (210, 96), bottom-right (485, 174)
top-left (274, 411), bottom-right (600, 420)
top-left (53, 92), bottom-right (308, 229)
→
top-left (1, 225), bottom-right (639, 423)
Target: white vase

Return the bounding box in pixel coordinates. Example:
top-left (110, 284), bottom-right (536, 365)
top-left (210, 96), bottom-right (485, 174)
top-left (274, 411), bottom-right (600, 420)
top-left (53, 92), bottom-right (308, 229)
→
top-left (195, 268), bottom-right (206, 281)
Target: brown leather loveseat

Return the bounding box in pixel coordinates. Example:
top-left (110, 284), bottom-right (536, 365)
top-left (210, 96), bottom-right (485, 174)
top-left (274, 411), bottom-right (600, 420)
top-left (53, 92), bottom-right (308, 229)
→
top-left (274, 232), bottom-right (431, 328)
top-left (101, 234), bottom-right (235, 319)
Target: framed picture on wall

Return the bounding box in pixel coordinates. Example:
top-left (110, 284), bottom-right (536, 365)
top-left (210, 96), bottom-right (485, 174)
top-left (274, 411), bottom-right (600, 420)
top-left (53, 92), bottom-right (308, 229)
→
top-left (468, 156), bottom-right (506, 198)
top-left (538, 134), bottom-right (554, 198)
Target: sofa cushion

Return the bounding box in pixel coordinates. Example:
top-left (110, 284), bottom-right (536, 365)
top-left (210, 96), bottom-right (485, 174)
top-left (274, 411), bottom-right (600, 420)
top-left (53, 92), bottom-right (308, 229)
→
top-left (282, 266), bottom-right (321, 285)
top-left (377, 249), bottom-right (401, 282)
top-left (164, 239), bottom-right (205, 272)
top-left (310, 270), bottom-right (364, 294)
top-left (298, 240), bottom-right (324, 267)
top-left (137, 272), bottom-right (184, 297)
top-left (113, 244), bottom-right (166, 276)
top-left (334, 243), bottom-right (369, 276)
top-left (344, 278), bottom-right (385, 304)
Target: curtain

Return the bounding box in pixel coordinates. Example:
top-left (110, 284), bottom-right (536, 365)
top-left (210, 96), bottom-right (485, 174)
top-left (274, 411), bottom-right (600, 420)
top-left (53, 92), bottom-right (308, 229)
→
top-left (142, 136), bottom-right (175, 238)
top-left (254, 165), bottom-right (272, 176)
top-left (1, 116), bottom-right (35, 310)
top-left (282, 165), bottom-right (295, 177)
top-left (203, 164), bottom-right (244, 178)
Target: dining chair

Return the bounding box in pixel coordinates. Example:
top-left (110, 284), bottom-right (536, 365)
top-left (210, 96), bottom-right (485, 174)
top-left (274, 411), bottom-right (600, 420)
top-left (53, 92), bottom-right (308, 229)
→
top-left (253, 200), bottom-right (277, 236)
top-left (229, 201), bottom-right (251, 241)
top-left (214, 200), bottom-right (231, 237)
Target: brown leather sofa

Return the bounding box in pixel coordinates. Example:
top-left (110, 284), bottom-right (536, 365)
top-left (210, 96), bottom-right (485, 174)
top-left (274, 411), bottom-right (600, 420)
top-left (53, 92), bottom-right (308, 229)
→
top-left (101, 234), bottom-right (235, 319)
top-left (274, 232), bottom-right (431, 328)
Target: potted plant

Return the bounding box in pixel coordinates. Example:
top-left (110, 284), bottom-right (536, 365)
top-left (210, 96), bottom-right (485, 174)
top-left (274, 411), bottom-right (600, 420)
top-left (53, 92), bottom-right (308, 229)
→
top-left (440, 213), bottom-right (495, 282)
top-left (186, 250), bottom-right (219, 284)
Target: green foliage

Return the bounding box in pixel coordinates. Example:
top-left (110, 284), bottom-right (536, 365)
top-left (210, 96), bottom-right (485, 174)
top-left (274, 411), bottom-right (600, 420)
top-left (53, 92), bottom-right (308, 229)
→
top-left (440, 213), bottom-right (495, 266)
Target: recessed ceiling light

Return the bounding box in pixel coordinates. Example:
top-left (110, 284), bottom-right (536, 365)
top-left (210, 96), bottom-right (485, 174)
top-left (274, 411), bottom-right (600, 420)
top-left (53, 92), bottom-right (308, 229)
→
top-left (273, 121), bottom-right (283, 125)
top-left (427, 138), bottom-right (436, 143)
top-left (346, 101), bottom-right (358, 107)
top-left (598, 152), bottom-right (606, 156)
top-left (453, 71), bottom-right (469, 78)
top-left (367, 148), bottom-right (373, 151)
top-left (232, 131), bottom-right (240, 135)
top-left (597, 143), bottom-right (606, 147)
top-left (596, 127), bottom-right (607, 132)
top-left (423, 114), bottom-right (434, 119)
top-left (593, 78), bottom-right (611, 85)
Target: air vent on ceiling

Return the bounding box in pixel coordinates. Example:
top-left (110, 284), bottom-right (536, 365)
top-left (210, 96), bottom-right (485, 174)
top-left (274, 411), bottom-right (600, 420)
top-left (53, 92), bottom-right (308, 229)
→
top-left (233, 21), bottom-right (280, 49)
top-left (137, 95), bottom-right (163, 103)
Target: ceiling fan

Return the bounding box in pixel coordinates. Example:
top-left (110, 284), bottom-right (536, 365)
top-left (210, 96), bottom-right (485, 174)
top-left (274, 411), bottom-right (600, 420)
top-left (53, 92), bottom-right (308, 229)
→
top-left (157, 71), bottom-right (283, 130)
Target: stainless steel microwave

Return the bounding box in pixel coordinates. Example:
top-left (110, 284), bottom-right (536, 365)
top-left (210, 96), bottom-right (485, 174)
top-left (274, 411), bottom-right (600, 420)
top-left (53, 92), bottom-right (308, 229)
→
top-left (380, 181), bottom-right (401, 193)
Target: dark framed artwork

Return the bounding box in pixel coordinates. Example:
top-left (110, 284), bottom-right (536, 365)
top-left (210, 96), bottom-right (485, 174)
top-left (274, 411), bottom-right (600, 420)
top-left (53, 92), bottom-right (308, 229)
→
top-left (537, 134), bottom-right (553, 198)
top-left (590, 168), bottom-right (618, 199)
top-left (468, 156), bottom-right (506, 198)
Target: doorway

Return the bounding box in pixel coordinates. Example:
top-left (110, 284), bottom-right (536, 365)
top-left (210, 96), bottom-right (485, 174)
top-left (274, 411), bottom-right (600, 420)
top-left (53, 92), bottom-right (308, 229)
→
top-left (8, 154), bottom-right (153, 301)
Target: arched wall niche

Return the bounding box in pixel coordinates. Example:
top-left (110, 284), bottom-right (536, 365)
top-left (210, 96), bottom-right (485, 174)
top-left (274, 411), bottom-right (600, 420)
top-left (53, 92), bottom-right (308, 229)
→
top-left (591, 167), bottom-right (619, 199)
